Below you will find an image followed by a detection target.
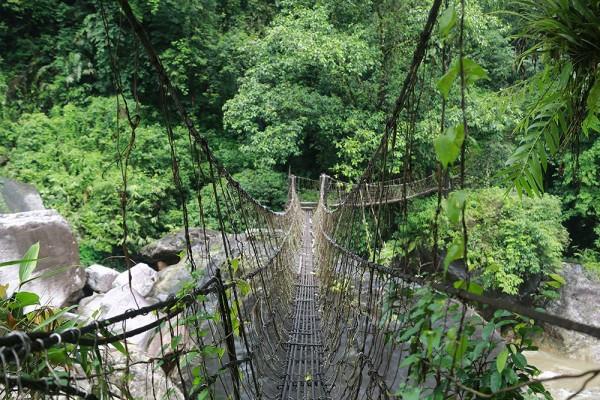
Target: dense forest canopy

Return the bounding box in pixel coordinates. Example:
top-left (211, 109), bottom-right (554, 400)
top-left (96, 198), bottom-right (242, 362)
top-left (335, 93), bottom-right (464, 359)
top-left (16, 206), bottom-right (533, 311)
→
top-left (2, 1), bottom-right (600, 399)
top-left (1, 0), bottom-right (599, 284)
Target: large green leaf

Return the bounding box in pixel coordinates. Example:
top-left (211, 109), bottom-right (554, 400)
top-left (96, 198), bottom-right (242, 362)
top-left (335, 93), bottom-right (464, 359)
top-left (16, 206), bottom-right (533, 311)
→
top-left (436, 62), bottom-right (459, 99)
top-left (434, 124), bottom-right (464, 169)
top-left (496, 348), bottom-right (509, 373)
top-left (19, 242), bottom-right (40, 284)
top-left (443, 238), bottom-right (464, 271)
top-left (438, 5), bottom-right (457, 38)
top-left (0, 258), bottom-right (38, 268)
top-left (587, 78), bottom-right (600, 112)
top-left (436, 58), bottom-right (487, 99)
top-left (445, 190), bottom-right (466, 225)
top-left (12, 291), bottom-right (40, 309)
top-left (461, 58), bottom-right (489, 85)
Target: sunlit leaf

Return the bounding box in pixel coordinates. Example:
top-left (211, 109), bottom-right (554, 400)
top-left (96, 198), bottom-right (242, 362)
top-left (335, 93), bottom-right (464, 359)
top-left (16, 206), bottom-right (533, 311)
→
top-left (461, 58), bottom-right (489, 85)
top-left (19, 242), bottom-right (40, 284)
top-left (548, 273), bottom-right (566, 285)
top-left (436, 61), bottom-right (459, 99)
top-left (438, 5), bottom-right (457, 38)
top-left (443, 239), bottom-right (464, 271)
top-left (496, 348), bottom-right (509, 373)
top-left (13, 291), bottom-right (40, 309)
top-left (446, 190), bottom-right (466, 225)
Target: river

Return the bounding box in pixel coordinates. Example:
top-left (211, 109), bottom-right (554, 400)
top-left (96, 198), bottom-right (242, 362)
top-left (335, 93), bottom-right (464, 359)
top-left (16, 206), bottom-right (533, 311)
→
top-left (525, 349), bottom-right (600, 399)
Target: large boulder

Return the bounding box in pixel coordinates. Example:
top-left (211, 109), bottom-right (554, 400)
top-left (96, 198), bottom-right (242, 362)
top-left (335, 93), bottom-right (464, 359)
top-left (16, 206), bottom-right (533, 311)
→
top-left (86, 264), bottom-right (119, 293)
top-left (539, 263), bottom-right (600, 363)
top-left (78, 285), bottom-right (159, 348)
top-left (0, 209), bottom-right (85, 307)
top-left (112, 263), bottom-right (157, 297)
top-left (148, 262), bottom-right (193, 302)
top-left (0, 177), bottom-right (45, 213)
top-left (139, 227), bottom-right (275, 279)
top-left (107, 348), bottom-right (185, 400)
top-left (139, 228), bottom-right (223, 267)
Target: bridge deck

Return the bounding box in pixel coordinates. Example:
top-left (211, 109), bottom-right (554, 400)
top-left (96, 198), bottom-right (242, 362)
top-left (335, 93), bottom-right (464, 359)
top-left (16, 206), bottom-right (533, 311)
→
top-left (279, 210), bottom-right (329, 400)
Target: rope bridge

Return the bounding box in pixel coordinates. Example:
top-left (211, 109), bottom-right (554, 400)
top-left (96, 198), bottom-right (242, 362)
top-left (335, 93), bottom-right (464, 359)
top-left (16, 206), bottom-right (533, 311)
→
top-left (1, 0), bottom-right (600, 398)
top-left (1, 174), bottom-right (599, 399)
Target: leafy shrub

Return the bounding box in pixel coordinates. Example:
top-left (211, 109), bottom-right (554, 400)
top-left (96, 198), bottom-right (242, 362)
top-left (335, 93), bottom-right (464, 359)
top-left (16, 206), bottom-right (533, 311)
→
top-left (190, 168), bottom-right (288, 232)
top-left (400, 188), bottom-right (568, 296)
top-left (555, 139), bottom-right (600, 253)
top-left (0, 96), bottom-right (194, 264)
top-left (388, 287), bottom-right (551, 399)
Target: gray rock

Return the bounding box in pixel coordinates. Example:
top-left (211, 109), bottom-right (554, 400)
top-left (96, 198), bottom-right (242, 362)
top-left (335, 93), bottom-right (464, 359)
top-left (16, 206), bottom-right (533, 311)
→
top-left (112, 263), bottom-right (157, 297)
top-left (4, 345), bottom-right (184, 399)
top-left (0, 177), bottom-right (45, 213)
top-left (139, 227), bottom-right (222, 267)
top-left (78, 285), bottom-right (159, 348)
top-left (109, 348), bottom-right (185, 400)
top-left (86, 264), bottom-right (119, 293)
top-left (539, 263), bottom-right (600, 363)
top-left (149, 262), bottom-right (193, 302)
top-left (0, 209), bottom-right (84, 307)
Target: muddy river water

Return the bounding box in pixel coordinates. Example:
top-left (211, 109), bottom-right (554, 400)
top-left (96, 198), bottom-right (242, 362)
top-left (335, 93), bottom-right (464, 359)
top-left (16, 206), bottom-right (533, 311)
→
top-left (525, 350), bottom-right (600, 399)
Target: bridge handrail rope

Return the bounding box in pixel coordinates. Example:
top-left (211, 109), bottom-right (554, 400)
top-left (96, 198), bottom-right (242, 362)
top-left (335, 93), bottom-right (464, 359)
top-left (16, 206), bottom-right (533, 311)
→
top-left (0, 2), bottom-right (305, 397)
top-left (315, 207), bottom-right (600, 339)
top-left (317, 173), bottom-right (447, 209)
top-left (0, 187), bottom-right (302, 352)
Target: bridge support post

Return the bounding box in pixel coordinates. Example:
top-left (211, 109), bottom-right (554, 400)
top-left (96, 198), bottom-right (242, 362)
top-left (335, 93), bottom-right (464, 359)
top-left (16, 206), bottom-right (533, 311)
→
top-left (319, 173), bottom-right (328, 207)
top-left (289, 175), bottom-right (297, 203)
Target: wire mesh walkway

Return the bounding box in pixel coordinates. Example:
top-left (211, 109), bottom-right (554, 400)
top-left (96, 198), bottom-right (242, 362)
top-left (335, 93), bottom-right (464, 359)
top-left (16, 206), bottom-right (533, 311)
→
top-left (280, 210), bottom-right (329, 400)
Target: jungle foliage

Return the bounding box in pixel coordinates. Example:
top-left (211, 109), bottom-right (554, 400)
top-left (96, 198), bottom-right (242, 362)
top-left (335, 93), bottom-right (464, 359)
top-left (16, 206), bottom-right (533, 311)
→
top-left (399, 188), bottom-right (568, 296)
top-left (0, 0), bottom-right (598, 286)
top-left (3, 1), bottom-right (600, 399)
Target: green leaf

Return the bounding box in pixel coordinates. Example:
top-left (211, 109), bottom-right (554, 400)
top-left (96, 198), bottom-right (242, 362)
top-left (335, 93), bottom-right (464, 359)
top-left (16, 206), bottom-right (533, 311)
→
top-left (456, 280), bottom-right (484, 295)
top-left (446, 190), bottom-right (466, 224)
top-left (0, 258), bottom-right (38, 268)
top-left (437, 61), bottom-right (459, 99)
top-left (482, 322), bottom-right (495, 341)
top-left (454, 334), bottom-right (469, 361)
top-left (444, 238), bottom-right (464, 271)
top-left (231, 258), bottom-right (240, 274)
top-left (582, 113), bottom-right (600, 136)
top-left (587, 78), bottom-right (600, 112)
top-left (13, 291), bottom-right (40, 308)
top-left (171, 334), bottom-right (182, 350)
top-left (490, 370), bottom-right (502, 392)
top-left (21, 265), bottom-right (72, 286)
top-left (110, 340), bottom-right (128, 355)
top-left (47, 347), bottom-right (68, 364)
top-left (34, 305), bottom-right (77, 331)
top-left (434, 124), bottom-right (464, 169)
top-left (399, 353), bottom-right (420, 368)
top-left (438, 5), bottom-right (457, 38)
top-left (197, 389), bottom-right (210, 400)
top-left (558, 61), bottom-right (573, 89)
top-left (513, 352), bottom-right (527, 369)
top-left (461, 58), bottom-right (489, 85)
top-left (420, 330), bottom-right (442, 357)
top-left (496, 348), bottom-right (509, 373)
top-left (548, 273), bottom-right (566, 285)
top-left (452, 280), bottom-right (483, 295)
top-left (434, 135), bottom-right (459, 168)
top-left (237, 279), bottom-right (251, 296)
top-left (19, 242), bottom-right (40, 284)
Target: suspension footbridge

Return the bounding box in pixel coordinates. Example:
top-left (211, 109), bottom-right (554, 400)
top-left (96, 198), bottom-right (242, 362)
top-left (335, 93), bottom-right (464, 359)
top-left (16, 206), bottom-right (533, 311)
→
top-left (1, 0), bottom-right (600, 398)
